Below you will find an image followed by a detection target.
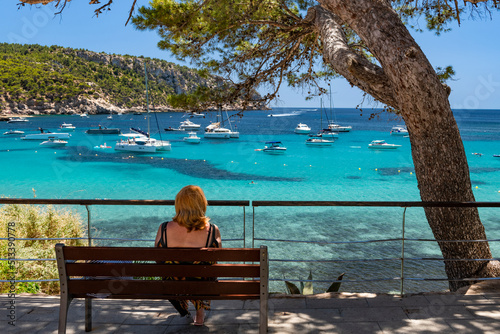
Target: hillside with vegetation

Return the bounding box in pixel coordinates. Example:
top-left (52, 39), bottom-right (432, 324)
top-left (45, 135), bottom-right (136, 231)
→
top-left (0, 43), bottom-right (265, 116)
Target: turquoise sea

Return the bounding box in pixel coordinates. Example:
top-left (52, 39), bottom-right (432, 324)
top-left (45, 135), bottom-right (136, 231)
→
top-left (1, 108), bottom-right (499, 293)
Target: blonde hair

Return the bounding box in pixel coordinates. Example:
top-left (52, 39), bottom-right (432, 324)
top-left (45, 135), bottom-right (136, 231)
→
top-left (173, 185), bottom-right (210, 231)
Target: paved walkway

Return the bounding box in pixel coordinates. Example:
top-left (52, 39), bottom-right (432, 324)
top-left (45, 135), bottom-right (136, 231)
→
top-left (2, 281), bottom-right (500, 333)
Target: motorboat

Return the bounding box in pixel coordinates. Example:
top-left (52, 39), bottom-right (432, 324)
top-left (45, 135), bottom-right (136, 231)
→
top-left (7, 117), bottom-right (28, 123)
top-left (59, 123), bottom-right (76, 131)
top-left (107, 115), bottom-right (113, 120)
top-left (80, 113), bottom-right (89, 118)
top-left (183, 132), bottom-right (201, 144)
top-left (39, 138), bottom-right (68, 147)
top-left (267, 111), bottom-right (300, 117)
top-left (86, 127), bottom-right (121, 134)
top-left (390, 125), bottom-right (409, 136)
top-left (94, 143), bottom-right (112, 149)
top-left (3, 130), bottom-right (24, 135)
top-left (262, 141), bottom-right (287, 154)
top-left (326, 121), bottom-right (352, 132)
top-left (494, 154), bottom-right (500, 158)
top-left (318, 130), bottom-right (339, 138)
top-left (368, 140), bottom-right (401, 149)
top-left (305, 136), bottom-right (334, 146)
top-left (164, 127), bottom-right (185, 132)
top-left (184, 111), bottom-right (205, 118)
top-left (21, 128), bottom-right (71, 140)
top-left (179, 120), bottom-right (201, 131)
top-left (294, 123), bottom-right (311, 134)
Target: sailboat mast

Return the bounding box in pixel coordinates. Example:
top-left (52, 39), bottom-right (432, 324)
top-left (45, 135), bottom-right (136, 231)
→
top-left (144, 62), bottom-right (151, 138)
top-left (320, 98), bottom-right (323, 131)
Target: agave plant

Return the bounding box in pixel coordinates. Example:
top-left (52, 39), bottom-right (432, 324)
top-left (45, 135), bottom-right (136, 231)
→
top-left (285, 271), bottom-right (345, 295)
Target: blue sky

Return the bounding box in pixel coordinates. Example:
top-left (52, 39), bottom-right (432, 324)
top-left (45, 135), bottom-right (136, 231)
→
top-left (1, 1), bottom-right (499, 109)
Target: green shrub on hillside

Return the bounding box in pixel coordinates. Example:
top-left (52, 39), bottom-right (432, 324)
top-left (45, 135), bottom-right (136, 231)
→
top-left (0, 204), bottom-right (86, 294)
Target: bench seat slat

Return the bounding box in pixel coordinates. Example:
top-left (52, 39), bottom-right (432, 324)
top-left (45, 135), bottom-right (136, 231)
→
top-left (63, 247), bottom-right (260, 262)
top-left (66, 263), bottom-right (261, 278)
top-left (70, 293), bottom-right (260, 300)
top-left (68, 280), bottom-right (260, 296)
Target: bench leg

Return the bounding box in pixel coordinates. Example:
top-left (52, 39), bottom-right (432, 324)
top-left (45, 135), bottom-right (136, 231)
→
top-left (58, 296), bottom-right (72, 334)
top-left (85, 298), bottom-right (92, 332)
top-left (260, 298), bottom-right (268, 334)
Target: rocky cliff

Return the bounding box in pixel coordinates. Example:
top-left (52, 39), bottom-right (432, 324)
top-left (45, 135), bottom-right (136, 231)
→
top-left (0, 43), bottom-right (266, 116)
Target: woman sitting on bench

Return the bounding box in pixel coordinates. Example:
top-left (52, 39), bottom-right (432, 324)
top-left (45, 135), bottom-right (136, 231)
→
top-left (154, 185), bottom-right (222, 326)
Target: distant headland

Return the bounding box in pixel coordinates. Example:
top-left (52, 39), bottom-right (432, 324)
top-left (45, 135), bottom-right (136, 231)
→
top-left (0, 43), bottom-right (267, 117)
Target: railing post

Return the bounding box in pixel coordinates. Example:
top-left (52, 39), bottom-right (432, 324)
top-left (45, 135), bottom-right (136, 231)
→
top-left (85, 205), bottom-right (92, 247)
top-left (252, 206), bottom-right (255, 248)
top-left (243, 206), bottom-right (246, 248)
top-left (400, 206), bottom-right (407, 295)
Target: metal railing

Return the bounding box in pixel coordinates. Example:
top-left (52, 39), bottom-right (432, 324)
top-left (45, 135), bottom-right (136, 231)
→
top-left (0, 198), bottom-right (248, 284)
top-left (1, 198), bottom-right (500, 294)
top-left (252, 200), bottom-right (500, 294)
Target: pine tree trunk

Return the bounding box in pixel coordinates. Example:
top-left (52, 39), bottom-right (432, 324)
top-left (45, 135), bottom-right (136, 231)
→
top-left (317, 0), bottom-right (493, 291)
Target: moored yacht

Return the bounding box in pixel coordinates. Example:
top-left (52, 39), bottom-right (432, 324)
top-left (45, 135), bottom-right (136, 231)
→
top-left (179, 120), bottom-right (201, 131)
top-left (183, 132), bottom-right (201, 144)
top-left (204, 109), bottom-right (239, 138)
top-left (40, 138), bottom-right (68, 147)
top-left (59, 123), bottom-right (76, 131)
top-left (115, 134), bottom-right (156, 153)
top-left (294, 123), bottom-right (311, 134)
top-left (368, 140), bottom-right (401, 149)
top-left (305, 136), bottom-right (334, 146)
top-left (204, 124), bottom-right (231, 139)
top-left (114, 63), bottom-right (171, 152)
top-left (390, 125), bottom-right (409, 136)
top-left (86, 126), bottom-right (121, 134)
top-left (262, 141), bottom-right (287, 154)
top-left (3, 130), bottom-right (24, 135)
top-left (326, 121), bottom-right (352, 132)
top-left (7, 117), bottom-right (29, 123)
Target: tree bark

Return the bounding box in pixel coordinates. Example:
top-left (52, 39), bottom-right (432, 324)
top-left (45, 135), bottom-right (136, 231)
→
top-left (316, 0), bottom-right (494, 291)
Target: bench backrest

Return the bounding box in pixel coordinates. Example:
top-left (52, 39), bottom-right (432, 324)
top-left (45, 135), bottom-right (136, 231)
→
top-left (55, 244), bottom-right (268, 301)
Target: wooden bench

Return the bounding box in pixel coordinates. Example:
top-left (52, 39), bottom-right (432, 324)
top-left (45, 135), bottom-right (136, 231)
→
top-left (55, 244), bottom-right (268, 333)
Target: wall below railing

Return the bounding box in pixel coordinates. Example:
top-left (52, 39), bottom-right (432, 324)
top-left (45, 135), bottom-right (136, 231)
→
top-left (1, 198), bottom-right (499, 295)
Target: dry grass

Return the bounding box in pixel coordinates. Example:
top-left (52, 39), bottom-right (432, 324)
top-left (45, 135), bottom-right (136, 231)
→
top-left (0, 204), bottom-right (86, 294)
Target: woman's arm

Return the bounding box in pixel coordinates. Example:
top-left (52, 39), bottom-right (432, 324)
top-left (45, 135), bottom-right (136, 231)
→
top-left (214, 225), bottom-right (222, 248)
top-left (154, 224), bottom-right (162, 247)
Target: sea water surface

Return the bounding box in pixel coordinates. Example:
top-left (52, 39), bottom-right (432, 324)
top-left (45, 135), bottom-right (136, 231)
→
top-left (1, 108), bottom-right (499, 293)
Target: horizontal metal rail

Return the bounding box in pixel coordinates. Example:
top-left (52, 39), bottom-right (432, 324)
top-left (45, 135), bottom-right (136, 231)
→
top-left (0, 198), bottom-right (249, 206)
top-left (252, 200), bottom-right (500, 207)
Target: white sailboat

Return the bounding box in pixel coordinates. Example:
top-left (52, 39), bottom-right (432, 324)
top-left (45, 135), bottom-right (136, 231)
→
top-left (306, 99), bottom-right (334, 146)
top-left (204, 107), bottom-right (239, 139)
top-left (115, 63), bottom-right (171, 153)
top-left (325, 86), bottom-right (352, 133)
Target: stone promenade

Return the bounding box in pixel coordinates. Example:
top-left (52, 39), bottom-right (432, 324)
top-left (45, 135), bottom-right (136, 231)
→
top-left (2, 281), bottom-right (500, 333)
